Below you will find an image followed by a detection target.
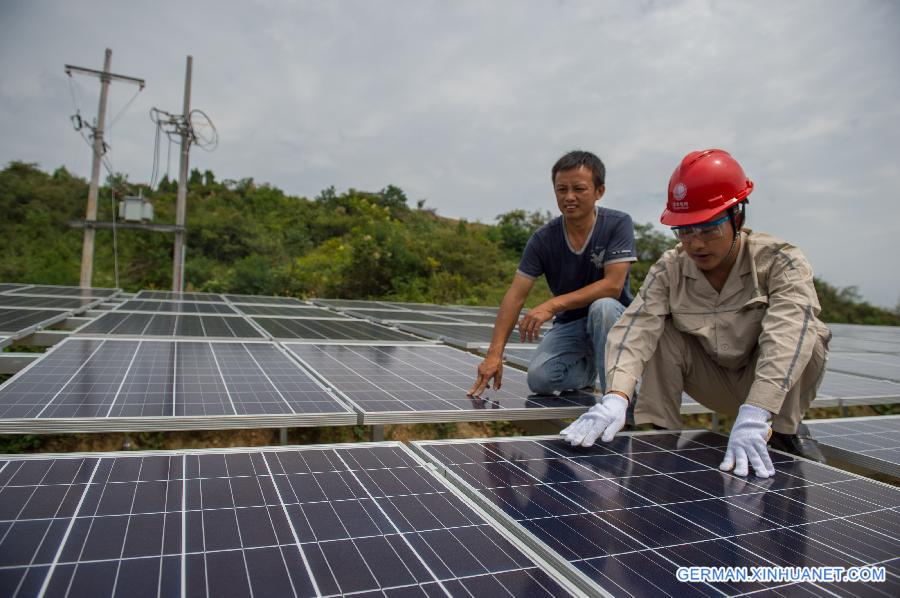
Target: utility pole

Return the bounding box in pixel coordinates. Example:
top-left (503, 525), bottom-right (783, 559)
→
top-left (172, 56), bottom-right (192, 292)
top-left (65, 49), bottom-right (144, 288)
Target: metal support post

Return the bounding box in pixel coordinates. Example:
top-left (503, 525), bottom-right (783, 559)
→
top-left (370, 425), bottom-right (385, 442)
top-left (172, 56), bottom-right (193, 292)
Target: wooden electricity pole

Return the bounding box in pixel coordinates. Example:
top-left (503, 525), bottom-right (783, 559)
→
top-left (171, 56), bottom-right (193, 293)
top-left (65, 49), bottom-right (144, 288)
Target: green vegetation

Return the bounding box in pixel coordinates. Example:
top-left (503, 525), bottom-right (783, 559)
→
top-left (1, 160), bottom-right (897, 324)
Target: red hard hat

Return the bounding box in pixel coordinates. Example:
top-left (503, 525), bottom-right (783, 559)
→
top-left (660, 149), bottom-right (754, 226)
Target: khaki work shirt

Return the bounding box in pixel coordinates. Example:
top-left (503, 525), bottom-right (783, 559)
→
top-left (606, 230), bottom-right (830, 414)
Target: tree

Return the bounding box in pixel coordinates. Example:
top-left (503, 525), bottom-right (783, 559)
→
top-left (494, 209), bottom-right (552, 255)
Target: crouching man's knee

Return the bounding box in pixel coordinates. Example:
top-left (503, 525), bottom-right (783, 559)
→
top-left (527, 361), bottom-right (565, 394)
top-left (588, 297), bottom-right (625, 334)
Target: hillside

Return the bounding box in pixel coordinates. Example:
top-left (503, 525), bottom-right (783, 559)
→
top-left (2, 161), bottom-right (898, 325)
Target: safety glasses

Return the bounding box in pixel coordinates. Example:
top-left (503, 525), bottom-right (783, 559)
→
top-left (671, 214), bottom-right (729, 242)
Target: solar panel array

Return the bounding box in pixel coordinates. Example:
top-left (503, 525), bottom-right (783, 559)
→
top-left (0, 443), bottom-right (575, 597)
top-left (284, 343), bottom-right (595, 424)
top-left (414, 431), bottom-right (900, 597)
top-left (0, 338), bottom-right (355, 432)
top-left (806, 415), bottom-right (900, 477)
top-left (2, 287), bottom-right (899, 449)
top-left (2, 287), bottom-right (900, 595)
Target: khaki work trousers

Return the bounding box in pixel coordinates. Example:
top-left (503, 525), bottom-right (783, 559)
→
top-left (634, 321), bottom-right (828, 434)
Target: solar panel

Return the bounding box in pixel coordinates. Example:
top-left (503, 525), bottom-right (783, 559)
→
top-left (379, 301), bottom-right (474, 314)
top-left (76, 313), bottom-right (265, 339)
top-left (0, 443), bottom-right (575, 596)
top-left (253, 317), bottom-right (423, 342)
top-left (224, 294), bottom-right (305, 306)
top-left (0, 295), bottom-right (101, 312)
top-left (396, 322), bottom-right (546, 349)
top-left (115, 300), bottom-right (238, 315)
top-left (134, 290), bottom-right (225, 302)
top-left (826, 352), bottom-right (900, 383)
top-left (816, 370), bottom-right (900, 404)
top-left (236, 305), bottom-right (342, 318)
top-left (8, 285), bottom-right (118, 298)
top-left (446, 312), bottom-right (502, 325)
top-left (0, 308), bottom-right (69, 337)
top-left (342, 308), bottom-right (463, 324)
top-left (413, 432), bottom-right (900, 597)
top-left (0, 283), bottom-right (28, 293)
top-left (0, 338), bottom-right (355, 431)
top-left (283, 343), bottom-right (596, 424)
top-left (311, 298), bottom-right (392, 309)
top-left (806, 415), bottom-right (900, 478)
top-left (827, 335), bottom-right (900, 355)
top-left (454, 305), bottom-right (501, 315)
top-left (829, 323), bottom-right (900, 344)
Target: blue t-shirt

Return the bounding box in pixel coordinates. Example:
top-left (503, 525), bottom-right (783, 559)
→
top-left (517, 206), bottom-right (637, 323)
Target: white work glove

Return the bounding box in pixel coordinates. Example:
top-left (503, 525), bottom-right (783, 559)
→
top-left (560, 393), bottom-right (628, 447)
top-left (719, 404), bottom-right (776, 478)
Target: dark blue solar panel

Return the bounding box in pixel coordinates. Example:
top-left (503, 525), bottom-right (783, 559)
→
top-left (806, 416), bottom-right (900, 477)
top-left (77, 313), bottom-right (264, 339)
top-left (0, 309), bottom-right (67, 335)
top-left (284, 343), bottom-right (595, 423)
top-left (415, 432), bottom-right (900, 596)
top-left (0, 339), bottom-right (352, 427)
top-left (0, 444), bottom-right (572, 596)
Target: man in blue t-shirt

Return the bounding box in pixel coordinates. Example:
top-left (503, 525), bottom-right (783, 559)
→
top-left (468, 150), bottom-right (637, 397)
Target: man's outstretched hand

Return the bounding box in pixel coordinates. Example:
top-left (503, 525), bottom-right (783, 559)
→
top-left (468, 355), bottom-right (503, 397)
top-left (719, 404), bottom-right (776, 478)
top-left (560, 393), bottom-right (629, 447)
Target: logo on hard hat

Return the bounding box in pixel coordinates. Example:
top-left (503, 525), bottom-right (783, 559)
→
top-left (673, 182), bottom-right (687, 201)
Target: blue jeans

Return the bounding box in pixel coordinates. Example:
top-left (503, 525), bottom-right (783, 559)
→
top-left (526, 297), bottom-right (626, 394)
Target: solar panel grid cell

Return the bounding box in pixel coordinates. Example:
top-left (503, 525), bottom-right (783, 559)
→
top-left (413, 432), bottom-right (900, 597)
top-left (0, 444), bottom-right (574, 597)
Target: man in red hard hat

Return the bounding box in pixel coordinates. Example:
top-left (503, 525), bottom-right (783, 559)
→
top-left (561, 149), bottom-right (830, 478)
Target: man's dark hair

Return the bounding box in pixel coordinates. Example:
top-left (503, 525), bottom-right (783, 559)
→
top-left (552, 150), bottom-right (606, 189)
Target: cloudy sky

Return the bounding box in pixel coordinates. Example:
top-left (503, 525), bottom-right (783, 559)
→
top-left (2, 1), bottom-right (898, 307)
